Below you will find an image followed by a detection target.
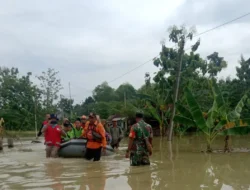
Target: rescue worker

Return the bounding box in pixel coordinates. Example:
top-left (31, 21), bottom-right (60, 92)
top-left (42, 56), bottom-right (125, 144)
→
top-left (125, 112), bottom-right (153, 166)
top-left (37, 114), bottom-right (50, 137)
top-left (42, 114), bottom-right (66, 158)
top-left (110, 120), bottom-right (123, 150)
top-left (82, 113), bottom-right (106, 161)
top-left (73, 118), bottom-right (83, 138)
top-left (81, 115), bottom-right (87, 129)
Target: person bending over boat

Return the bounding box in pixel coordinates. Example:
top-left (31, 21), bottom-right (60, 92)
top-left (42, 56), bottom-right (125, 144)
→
top-left (82, 113), bottom-right (107, 161)
top-left (110, 120), bottom-right (123, 150)
top-left (125, 112), bottom-right (153, 166)
top-left (42, 114), bottom-right (66, 158)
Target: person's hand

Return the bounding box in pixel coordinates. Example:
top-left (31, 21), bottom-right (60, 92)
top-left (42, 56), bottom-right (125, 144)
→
top-left (125, 150), bottom-right (130, 158)
top-left (102, 147), bottom-right (106, 155)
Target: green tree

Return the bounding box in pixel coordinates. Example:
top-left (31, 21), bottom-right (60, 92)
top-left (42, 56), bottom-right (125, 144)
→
top-left (115, 83), bottom-right (136, 102)
top-left (206, 52), bottom-right (227, 77)
top-left (154, 25), bottom-right (201, 140)
top-left (58, 96), bottom-right (74, 118)
top-left (236, 55), bottom-right (250, 84)
top-left (36, 68), bottom-right (62, 112)
top-left (93, 82), bottom-right (117, 102)
top-left (0, 67), bottom-right (41, 131)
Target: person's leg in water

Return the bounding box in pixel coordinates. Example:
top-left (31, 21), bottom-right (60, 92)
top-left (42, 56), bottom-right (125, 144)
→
top-left (93, 147), bottom-right (102, 161)
top-left (46, 145), bottom-right (52, 158)
top-left (51, 146), bottom-right (60, 158)
top-left (141, 154), bottom-right (150, 165)
top-left (85, 148), bottom-right (95, 160)
top-left (130, 152), bottom-right (141, 166)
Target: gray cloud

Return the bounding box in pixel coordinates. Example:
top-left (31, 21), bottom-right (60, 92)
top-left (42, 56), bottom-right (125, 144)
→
top-left (0, 0), bottom-right (249, 103)
top-left (167, 0), bottom-right (250, 26)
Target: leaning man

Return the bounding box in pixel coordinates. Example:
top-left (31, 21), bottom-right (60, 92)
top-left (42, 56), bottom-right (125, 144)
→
top-left (125, 112), bottom-right (153, 166)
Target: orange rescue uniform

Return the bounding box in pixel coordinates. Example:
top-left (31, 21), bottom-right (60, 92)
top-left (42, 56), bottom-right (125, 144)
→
top-left (82, 121), bottom-right (107, 149)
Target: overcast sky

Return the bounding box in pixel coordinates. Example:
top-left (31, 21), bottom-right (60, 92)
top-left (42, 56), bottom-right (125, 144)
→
top-left (1, 0), bottom-right (250, 104)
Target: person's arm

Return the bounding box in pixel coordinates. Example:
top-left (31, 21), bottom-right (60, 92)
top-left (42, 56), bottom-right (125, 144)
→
top-left (41, 125), bottom-right (48, 134)
top-left (125, 126), bottom-right (135, 158)
top-left (149, 126), bottom-right (153, 145)
top-left (98, 124), bottom-right (107, 148)
top-left (119, 127), bottom-right (124, 139)
top-left (37, 123), bottom-right (44, 137)
top-left (81, 126), bottom-right (87, 138)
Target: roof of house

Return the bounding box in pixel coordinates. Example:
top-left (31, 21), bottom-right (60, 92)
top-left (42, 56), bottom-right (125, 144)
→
top-left (112, 117), bottom-right (127, 122)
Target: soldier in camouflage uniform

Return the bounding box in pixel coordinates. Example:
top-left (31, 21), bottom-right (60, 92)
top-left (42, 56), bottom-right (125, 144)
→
top-left (125, 112), bottom-right (153, 166)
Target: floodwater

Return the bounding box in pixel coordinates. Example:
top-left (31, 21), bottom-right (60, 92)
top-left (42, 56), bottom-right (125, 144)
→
top-left (1, 136), bottom-right (250, 190)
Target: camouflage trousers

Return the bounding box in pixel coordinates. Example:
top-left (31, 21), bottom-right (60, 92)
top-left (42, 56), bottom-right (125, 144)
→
top-left (130, 150), bottom-right (150, 166)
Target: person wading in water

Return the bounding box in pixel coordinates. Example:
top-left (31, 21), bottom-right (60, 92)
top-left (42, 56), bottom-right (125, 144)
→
top-left (82, 113), bottom-right (106, 161)
top-left (42, 114), bottom-right (66, 158)
top-left (125, 112), bottom-right (153, 166)
top-left (110, 120), bottom-right (123, 150)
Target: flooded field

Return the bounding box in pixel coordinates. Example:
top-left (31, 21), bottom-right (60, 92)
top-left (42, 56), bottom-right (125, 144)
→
top-left (1, 136), bottom-right (250, 190)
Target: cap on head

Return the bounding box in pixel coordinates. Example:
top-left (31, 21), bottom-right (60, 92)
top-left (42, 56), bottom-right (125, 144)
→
top-left (50, 114), bottom-right (58, 120)
top-left (135, 112), bottom-right (143, 118)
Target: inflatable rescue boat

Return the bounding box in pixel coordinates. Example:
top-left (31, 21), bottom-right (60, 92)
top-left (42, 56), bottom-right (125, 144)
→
top-left (58, 139), bottom-right (114, 158)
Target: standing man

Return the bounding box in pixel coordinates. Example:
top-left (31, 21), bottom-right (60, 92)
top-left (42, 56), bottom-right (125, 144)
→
top-left (37, 114), bottom-right (50, 137)
top-left (110, 120), bottom-right (123, 150)
top-left (82, 113), bottom-right (106, 161)
top-left (125, 112), bottom-right (153, 166)
top-left (42, 114), bottom-right (66, 158)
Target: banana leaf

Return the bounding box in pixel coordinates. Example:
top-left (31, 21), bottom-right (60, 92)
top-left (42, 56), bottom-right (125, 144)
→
top-left (211, 79), bottom-right (225, 109)
top-left (176, 103), bottom-right (193, 119)
top-left (227, 94), bottom-right (248, 121)
top-left (146, 102), bottom-right (161, 123)
top-left (184, 88), bottom-right (208, 133)
top-left (219, 118), bottom-right (250, 135)
top-left (174, 115), bottom-right (196, 126)
top-left (220, 126), bottom-right (250, 135)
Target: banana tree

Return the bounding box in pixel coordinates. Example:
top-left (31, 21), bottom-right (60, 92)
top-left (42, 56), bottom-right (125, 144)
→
top-left (135, 88), bottom-right (171, 136)
top-left (174, 80), bottom-right (250, 152)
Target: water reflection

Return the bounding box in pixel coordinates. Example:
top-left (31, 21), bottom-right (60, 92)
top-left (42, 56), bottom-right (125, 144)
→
top-left (1, 136), bottom-right (250, 189)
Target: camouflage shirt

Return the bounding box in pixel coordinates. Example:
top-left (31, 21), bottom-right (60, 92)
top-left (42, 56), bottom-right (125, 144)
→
top-left (129, 120), bottom-right (153, 152)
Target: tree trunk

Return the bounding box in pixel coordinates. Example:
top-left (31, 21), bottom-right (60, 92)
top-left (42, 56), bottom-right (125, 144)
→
top-left (7, 138), bottom-right (14, 148)
top-left (207, 144), bottom-right (212, 153)
top-left (168, 53), bottom-right (184, 141)
top-left (224, 135), bottom-right (230, 153)
top-left (0, 138), bottom-right (3, 151)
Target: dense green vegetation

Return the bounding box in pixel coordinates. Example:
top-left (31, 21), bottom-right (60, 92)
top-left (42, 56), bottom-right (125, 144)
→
top-left (0, 26), bottom-right (249, 141)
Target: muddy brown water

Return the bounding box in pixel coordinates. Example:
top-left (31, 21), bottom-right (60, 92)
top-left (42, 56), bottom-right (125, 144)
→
top-left (1, 136), bottom-right (250, 190)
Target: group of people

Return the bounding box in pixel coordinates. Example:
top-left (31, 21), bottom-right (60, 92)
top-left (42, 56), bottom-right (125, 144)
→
top-left (38, 112), bottom-right (153, 166)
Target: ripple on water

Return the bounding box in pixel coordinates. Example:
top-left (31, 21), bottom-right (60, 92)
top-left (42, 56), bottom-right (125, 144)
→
top-left (22, 180), bottom-right (58, 188)
top-left (0, 174), bottom-right (10, 179)
top-left (6, 176), bottom-right (25, 183)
